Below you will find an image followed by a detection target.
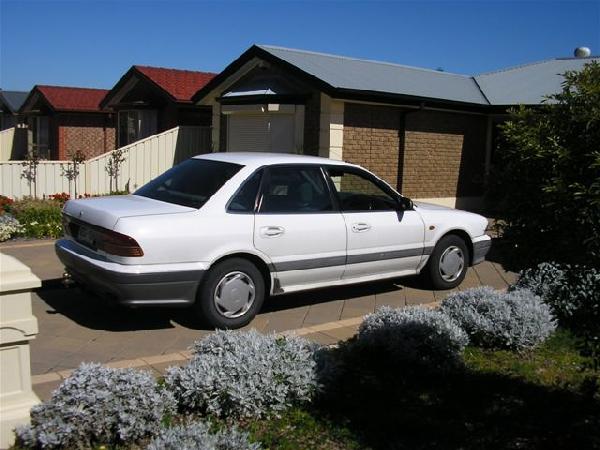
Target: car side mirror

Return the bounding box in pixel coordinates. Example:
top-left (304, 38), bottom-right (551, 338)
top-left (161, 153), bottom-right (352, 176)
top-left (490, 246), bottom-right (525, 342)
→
top-left (398, 196), bottom-right (413, 211)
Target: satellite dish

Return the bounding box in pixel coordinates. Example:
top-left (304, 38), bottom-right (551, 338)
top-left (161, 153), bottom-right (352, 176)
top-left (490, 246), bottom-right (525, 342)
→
top-left (574, 47), bottom-right (591, 58)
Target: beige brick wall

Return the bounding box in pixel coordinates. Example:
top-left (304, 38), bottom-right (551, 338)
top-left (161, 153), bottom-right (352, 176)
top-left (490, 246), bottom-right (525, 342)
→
top-left (343, 104), bottom-right (487, 199)
top-left (402, 110), bottom-right (486, 198)
top-left (343, 103), bottom-right (402, 189)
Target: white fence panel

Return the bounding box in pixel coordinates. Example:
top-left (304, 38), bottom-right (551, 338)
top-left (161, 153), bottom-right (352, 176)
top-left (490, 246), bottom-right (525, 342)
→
top-left (0, 126), bottom-right (211, 199)
top-left (0, 128), bottom-right (15, 161)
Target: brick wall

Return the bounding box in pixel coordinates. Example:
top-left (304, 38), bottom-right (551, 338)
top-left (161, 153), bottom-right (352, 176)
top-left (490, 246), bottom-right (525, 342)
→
top-left (343, 103), bottom-right (402, 189)
top-left (402, 110), bottom-right (486, 198)
top-left (342, 104), bottom-right (487, 199)
top-left (57, 113), bottom-right (116, 160)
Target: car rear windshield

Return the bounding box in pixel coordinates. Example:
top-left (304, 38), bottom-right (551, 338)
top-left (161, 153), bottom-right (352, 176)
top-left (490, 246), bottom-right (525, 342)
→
top-left (134, 159), bottom-right (243, 209)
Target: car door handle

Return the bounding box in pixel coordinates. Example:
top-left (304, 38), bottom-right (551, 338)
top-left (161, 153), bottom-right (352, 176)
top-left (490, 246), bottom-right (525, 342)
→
top-left (260, 226), bottom-right (285, 237)
top-left (351, 223), bottom-right (371, 232)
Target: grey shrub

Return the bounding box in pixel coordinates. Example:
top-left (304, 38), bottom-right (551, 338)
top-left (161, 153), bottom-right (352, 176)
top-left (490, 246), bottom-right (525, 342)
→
top-left (441, 286), bottom-right (557, 350)
top-left (15, 363), bottom-right (176, 449)
top-left (514, 262), bottom-right (600, 324)
top-left (147, 420), bottom-right (261, 450)
top-left (165, 330), bottom-right (318, 418)
top-left (357, 306), bottom-right (469, 372)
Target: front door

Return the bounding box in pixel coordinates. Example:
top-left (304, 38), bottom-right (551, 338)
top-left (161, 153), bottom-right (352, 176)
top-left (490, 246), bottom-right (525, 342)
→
top-left (253, 165), bottom-right (346, 289)
top-left (324, 167), bottom-right (425, 279)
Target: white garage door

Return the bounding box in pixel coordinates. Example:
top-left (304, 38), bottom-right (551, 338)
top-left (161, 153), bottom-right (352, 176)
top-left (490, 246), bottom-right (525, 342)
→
top-left (227, 113), bottom-right (295, 153)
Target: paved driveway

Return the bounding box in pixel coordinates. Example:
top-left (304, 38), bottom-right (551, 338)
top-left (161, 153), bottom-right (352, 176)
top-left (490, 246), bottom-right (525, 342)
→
top-left (1, 239), bottom-right (516, 398)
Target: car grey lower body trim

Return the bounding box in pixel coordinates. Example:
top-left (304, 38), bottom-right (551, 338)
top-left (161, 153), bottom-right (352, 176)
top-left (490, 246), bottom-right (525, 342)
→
top-left (55, 240), bottom-right (203, 306)
top-left (271, 246), bottom-right (434, 272)
top-left (472, 239), bottom-right (492, 265)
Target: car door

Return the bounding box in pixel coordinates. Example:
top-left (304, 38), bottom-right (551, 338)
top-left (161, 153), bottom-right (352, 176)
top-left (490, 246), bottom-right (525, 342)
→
top-left (324, 166), bottom-right (426, 279)
top-left (253, 165), bottom-right (347, 289)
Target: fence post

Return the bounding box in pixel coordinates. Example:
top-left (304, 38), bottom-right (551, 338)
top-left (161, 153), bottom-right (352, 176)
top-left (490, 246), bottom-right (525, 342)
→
top-left (0, 254), bottom-right (41, 448)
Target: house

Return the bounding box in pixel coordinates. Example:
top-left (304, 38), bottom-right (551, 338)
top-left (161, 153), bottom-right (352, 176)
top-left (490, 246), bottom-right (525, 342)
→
top-left (19, 85), bottom-right (114, 160)
top-left (100, 66), bottom-right (216, 147)
top-left (192, 44), bottom-right (598, 209)
top-left (0, 90), bottom-right (28, 160)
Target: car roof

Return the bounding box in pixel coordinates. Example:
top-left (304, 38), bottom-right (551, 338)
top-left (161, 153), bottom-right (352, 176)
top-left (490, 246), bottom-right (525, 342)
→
top-left (193, 152), bottom-right (351, 168)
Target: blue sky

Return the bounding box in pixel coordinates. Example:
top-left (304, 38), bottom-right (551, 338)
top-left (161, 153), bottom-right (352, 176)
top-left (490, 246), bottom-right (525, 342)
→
top-left (1, 0), bottom-right (598, 91)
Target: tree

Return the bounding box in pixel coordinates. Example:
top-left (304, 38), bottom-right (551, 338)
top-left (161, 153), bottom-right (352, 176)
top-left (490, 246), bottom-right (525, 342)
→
top-left (21, 149), bottom-right (41, 198)
top-left (490, 61), bottom-right (600, 269)
top-left (105, 148), bottom-right (126, 193)
top-left (61, 150), bottom-right (85, 198)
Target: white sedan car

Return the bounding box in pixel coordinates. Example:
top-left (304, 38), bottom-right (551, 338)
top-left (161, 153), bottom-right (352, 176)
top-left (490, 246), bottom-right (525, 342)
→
top-left (56, 153), bottom-right (491, 328)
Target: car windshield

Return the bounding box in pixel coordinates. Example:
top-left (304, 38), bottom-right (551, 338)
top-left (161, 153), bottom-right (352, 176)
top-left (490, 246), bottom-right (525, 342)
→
top-left (134, 159), bottom-right (243, 209)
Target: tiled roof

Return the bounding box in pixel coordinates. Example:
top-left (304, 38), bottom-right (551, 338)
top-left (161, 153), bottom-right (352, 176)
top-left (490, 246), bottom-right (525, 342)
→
top-left (35, 85), bottom-right (109, 112)
top-left (134, 66), bottom-right (216, 102)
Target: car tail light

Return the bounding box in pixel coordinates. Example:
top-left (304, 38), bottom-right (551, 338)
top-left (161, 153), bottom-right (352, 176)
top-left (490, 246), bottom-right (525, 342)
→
top-left (95, 229), bottom-right (144, 257)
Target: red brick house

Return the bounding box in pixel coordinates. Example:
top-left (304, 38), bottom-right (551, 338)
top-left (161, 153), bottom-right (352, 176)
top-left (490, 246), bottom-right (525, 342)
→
top-left (100, 66), bottom-right (216, 147)
top-left (19, 85), bottom-right (115, 160)
top-left (192, 44), bottom-right (598, 209)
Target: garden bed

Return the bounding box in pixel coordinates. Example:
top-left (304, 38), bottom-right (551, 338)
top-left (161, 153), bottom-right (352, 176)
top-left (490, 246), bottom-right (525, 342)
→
top-left (11, 266), bottom-right (600, 450)
top-left (240, 330), bottom-right (598, 449)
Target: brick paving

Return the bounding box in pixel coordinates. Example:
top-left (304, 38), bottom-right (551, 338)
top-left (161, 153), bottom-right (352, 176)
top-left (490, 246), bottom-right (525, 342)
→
top-left (0, 239), bottom-right (517, 401)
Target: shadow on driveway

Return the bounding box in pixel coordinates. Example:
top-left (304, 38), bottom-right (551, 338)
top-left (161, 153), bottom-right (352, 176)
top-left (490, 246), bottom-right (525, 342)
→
top-left (35, 276), bottom-right (420, 333)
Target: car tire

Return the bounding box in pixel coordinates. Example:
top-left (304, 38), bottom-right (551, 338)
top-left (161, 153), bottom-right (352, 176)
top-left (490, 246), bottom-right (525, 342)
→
top-left (195, 258), bottom-right (265, 329)
top-left (424, 235), bottom-right (469, 290)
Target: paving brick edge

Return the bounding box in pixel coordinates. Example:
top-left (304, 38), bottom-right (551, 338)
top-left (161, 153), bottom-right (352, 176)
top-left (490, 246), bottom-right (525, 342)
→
top-left (31, 301), bottom-right (441, 386)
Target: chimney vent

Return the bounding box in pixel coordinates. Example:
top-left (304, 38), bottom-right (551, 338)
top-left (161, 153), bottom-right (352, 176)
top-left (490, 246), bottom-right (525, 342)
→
top-left (574, 47), bottom-right (591, 58)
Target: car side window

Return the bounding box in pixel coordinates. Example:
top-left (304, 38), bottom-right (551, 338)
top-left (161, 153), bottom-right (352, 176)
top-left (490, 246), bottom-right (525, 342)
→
top-left (326, 168), bottom-right (399, 212)
top-left (258, 166), bottom-right (333, 214)
top-left (227, 169), bottom-right (263, 213)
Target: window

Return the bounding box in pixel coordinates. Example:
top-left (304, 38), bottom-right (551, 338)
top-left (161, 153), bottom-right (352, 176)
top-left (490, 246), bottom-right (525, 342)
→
top-left (118, 110), bottom-right (157, 146)
top-left (227, 169), bottom-right (263, 213)
top-left (259, 166), bottom-right (333, 213)
top-left (29, 116), bottom-right (49, 158)
top-left (327, 168), bottom-right (399, 212)
top-left (135, 159), bottom-right (242, 209)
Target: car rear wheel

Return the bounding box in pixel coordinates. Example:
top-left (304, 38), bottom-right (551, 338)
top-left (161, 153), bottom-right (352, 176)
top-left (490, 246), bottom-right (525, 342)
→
top-left (195, 258), bottom-right (265, 329)
top-left (424, 235), bottom-right (468, 290)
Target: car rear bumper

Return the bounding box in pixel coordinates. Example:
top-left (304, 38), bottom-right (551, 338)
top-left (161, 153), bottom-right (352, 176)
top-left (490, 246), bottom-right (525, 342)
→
top-left (471, 235), bottom-right (492, 265)
top-left (55, 239), bottom-right (204, 306)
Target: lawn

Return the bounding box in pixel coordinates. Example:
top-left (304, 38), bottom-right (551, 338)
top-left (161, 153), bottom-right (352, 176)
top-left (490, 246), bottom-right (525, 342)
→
top-left (239, 330), bottom-right (599, 450)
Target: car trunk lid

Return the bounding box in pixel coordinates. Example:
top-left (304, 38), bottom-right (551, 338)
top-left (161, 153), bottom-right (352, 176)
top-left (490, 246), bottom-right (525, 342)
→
top-left (63, 195), bottom-right (195, 230)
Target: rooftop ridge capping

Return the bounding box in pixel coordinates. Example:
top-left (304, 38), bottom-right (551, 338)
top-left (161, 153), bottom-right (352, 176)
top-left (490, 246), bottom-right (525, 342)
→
top-left (257, 44), bottom-right (473, 78)
top-left (476, 55), bottom-right (600, 77)
top-left (134, 65), bottom-right (217, 75)
top-left (35, 84), bottom-right (109, 92)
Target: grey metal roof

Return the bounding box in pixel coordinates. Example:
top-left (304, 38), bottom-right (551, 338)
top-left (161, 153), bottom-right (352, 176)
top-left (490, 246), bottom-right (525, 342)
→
top-left (475, 56), bottom-right (599, 105)
top-left (257, 45), bottom-right (598, 106)
top-left (258, 45), bottom-right (489, 105)
top-left (0, 90), bottom-right (29, 113)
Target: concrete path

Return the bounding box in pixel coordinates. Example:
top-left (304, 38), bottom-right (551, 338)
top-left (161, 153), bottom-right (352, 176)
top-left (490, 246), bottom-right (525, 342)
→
top-left (0, 239), bottom-right (517, 401)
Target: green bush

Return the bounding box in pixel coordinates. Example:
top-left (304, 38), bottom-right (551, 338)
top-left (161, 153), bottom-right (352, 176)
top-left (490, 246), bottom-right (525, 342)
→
top-left (489, 61), bottom-right (600, 269)
top-left (11, 198), bottom-right (63, 239)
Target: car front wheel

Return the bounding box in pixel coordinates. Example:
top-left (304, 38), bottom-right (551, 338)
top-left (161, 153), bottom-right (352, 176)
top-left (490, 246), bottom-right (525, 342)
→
top-left (424, 235), bottom-right (468, 290)
top-left (195, 258), bottom-right (265, 329)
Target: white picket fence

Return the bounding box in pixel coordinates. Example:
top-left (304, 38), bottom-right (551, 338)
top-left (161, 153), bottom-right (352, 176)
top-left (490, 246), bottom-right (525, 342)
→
top-left (0, 126), bottom-right (211, 199)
